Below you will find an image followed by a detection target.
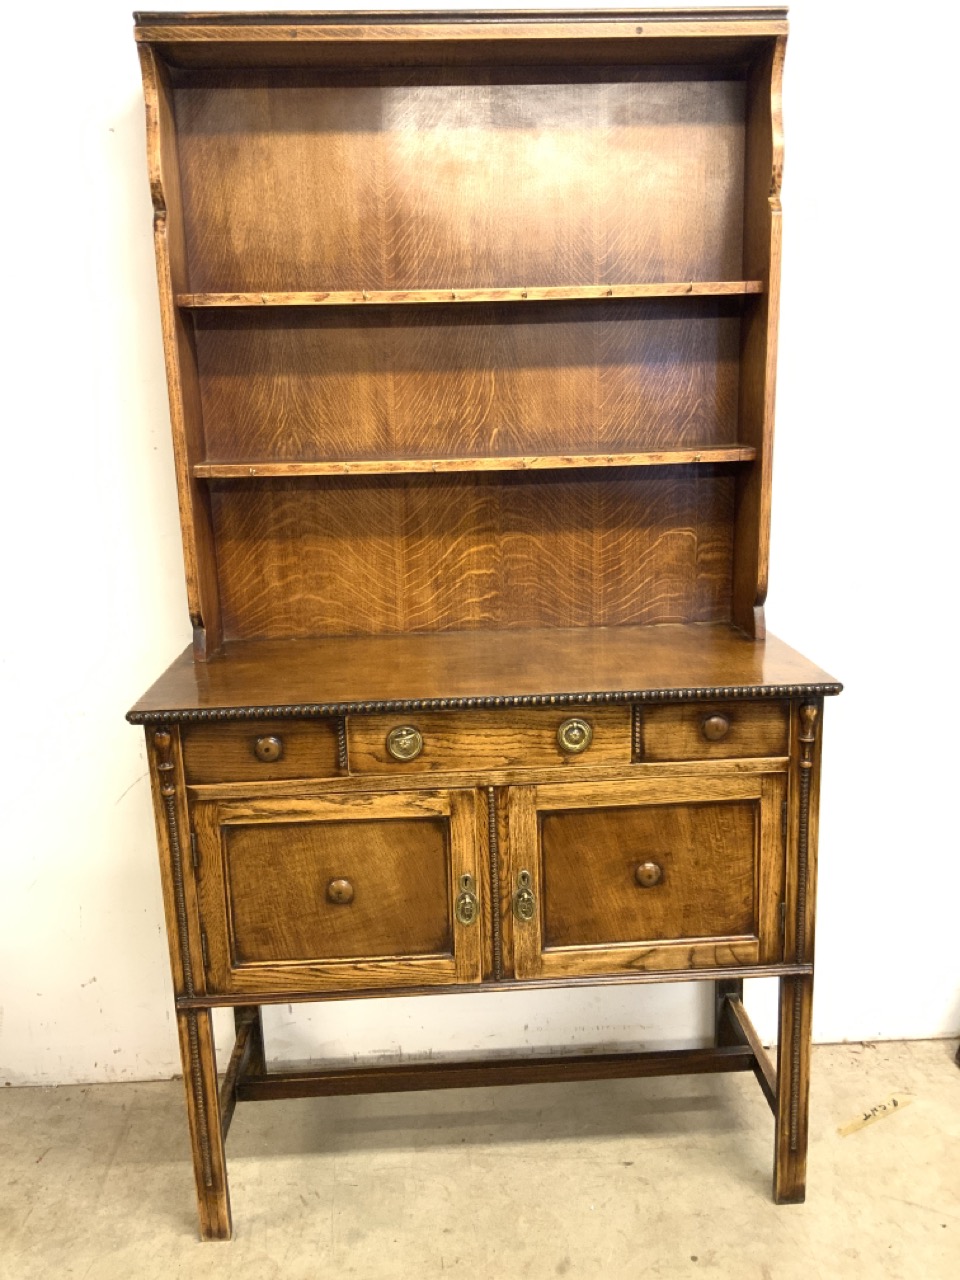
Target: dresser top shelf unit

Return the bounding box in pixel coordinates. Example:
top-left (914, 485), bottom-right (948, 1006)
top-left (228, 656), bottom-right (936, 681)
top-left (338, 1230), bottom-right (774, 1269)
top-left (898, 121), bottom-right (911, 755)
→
top-left (137, 6), bottom-right (788, 657)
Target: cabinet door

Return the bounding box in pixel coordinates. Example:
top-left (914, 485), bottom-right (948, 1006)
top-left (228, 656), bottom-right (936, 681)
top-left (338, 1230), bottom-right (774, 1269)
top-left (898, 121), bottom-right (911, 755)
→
top-left (506, 774), bottom-right (785, 980)
top-left (194, 790), bottom-right (483, 995)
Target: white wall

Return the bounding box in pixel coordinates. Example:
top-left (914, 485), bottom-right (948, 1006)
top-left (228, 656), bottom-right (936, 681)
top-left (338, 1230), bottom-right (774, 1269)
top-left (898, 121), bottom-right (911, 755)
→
top-left (1, 0), bottom-right (957, 1086)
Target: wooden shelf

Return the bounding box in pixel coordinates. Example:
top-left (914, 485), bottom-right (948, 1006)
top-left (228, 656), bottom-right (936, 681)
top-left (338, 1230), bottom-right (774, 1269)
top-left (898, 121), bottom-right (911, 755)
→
top-left (178, 281), bottom-right (764, 309)
top-left (193, 446), bottom-right (758, 480)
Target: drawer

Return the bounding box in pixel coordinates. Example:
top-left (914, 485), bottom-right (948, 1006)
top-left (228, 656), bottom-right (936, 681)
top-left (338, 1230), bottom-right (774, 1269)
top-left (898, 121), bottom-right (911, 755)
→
top-left (347, 707), bottom-right (630, 774)
top-left (636, 701), bottom-right (789, 761)
top-left (181, 719), bottom-right (341, 784)
top-left (507, 774), bottom-right (785, 979)
top-left (193, 790), bottom-right (483, 994)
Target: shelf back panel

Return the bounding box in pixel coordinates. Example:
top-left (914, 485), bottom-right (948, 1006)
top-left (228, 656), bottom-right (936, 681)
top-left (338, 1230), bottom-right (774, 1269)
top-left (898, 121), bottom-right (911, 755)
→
top-left (174, 66), bottom-right (746, 294)
top-left (209, 469), bottom-right (734, 639)
top-left (195, 299), bottom-right (742, 462)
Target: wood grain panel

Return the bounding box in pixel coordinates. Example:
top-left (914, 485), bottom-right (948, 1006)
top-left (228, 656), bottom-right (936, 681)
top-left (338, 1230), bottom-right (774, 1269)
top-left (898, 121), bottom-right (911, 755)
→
top-left (224, 817), bottom-right (452, 963)
top-left (182, 718), bottom-right (340, 783)
top-left (540, 800), bottom-right (757, 947)
top-left (638, 699), bottom-right (788, 760)
top-left (193, 300), bottom-right (742, 462)
top-left (210, 469), bottom-right (735, 638)
top-left (174, 69), bottom-right (745, 293)
top-left (347, 707), bottom-right (631, 773)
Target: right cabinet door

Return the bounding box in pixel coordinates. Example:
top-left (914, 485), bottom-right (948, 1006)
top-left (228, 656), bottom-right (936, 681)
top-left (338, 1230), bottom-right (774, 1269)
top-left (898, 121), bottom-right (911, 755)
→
top-left (507, 774), bottom-right (786, 980)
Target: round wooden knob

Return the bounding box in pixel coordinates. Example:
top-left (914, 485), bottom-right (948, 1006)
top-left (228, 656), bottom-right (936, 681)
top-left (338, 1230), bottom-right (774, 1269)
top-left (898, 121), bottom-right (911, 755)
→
top-left (635, 861), bottom-right (663, 888)
top-left (327, 878), bottom-right (354, 905)
top-left (701, 714), bottom-right (731, 742)
top-left (557, 717), bottom-right (593, 754)
top-left (254, 735), bottom-right (283, 762)
top-left (386, 725), bottom-right (424, 762)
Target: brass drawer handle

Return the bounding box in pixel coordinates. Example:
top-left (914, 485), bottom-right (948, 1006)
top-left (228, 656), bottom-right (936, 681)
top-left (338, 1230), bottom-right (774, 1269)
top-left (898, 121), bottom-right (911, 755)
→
top-left (254, 735), bottom-right (283, 763)
top-left (513, 869), bottom-right (536, 921)
top-left (455, 873), bottom-right (479, 926)
top-left (635, 861), bottom-right (663, 888)
top-left (386, 725), bottom-right (424, 762)
top-left (557, 717), bottom-right (593, 755)
top-left (327, 878), bottom-right (354, 905)
top-left (701, 713), bottom-right (730, 742)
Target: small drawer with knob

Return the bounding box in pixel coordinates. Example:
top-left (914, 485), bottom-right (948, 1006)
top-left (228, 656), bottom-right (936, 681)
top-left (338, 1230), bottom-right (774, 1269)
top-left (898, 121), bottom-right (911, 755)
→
top-left (347, 707), bottom-right (631, 775)
top-left (635, 701), bottom-right (789, 762)
top-left (181, 719), bottom-right (341, 784)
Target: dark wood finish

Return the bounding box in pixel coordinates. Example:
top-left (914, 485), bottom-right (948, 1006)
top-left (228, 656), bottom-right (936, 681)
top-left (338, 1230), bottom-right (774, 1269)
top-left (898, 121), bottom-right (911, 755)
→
top-left (194, 446), bottom-right (757, 479)
top-left (508, 772), bottom-right (785, 980)
top-left (181, 718), bottom-right (340, 783)
top-left (236, 1044), bottom-right (757, 1101)
top-left (175, 962), bottom-right (815, 1010)
top-left (638, 699), bottom-right (789, 760)
top-left (181, 281), bottom-right (763, 307)
top-left (208, 470), bottom-right (736, 639)
top-left (129, 625), bottom-right (840, 722)
top-left (130, 8), bottom-right (838, 1236)
top-left (193, 789), bottom-right (484, 995)
top-left (348, 707), bottom-right (631, 774)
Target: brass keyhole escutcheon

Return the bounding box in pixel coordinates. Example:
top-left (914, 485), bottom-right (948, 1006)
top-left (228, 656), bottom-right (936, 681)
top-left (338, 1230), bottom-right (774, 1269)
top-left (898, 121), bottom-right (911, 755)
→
top-left (557, 717), bottom-right (593, 755)
top-left (386, 725), bottom-right (424, 762)
top-left (254, 735), bottom-right (283, 763)
top-left (455, 873), bottom-right (479, 926)
top-left (701, 713), bottom-right (731, 742)
top-left (327, 878), bottom-right (354, 905)
top-left (635, 861), bottom-right (663, 888)
top-left (513, 869), bottom-right (536, 922)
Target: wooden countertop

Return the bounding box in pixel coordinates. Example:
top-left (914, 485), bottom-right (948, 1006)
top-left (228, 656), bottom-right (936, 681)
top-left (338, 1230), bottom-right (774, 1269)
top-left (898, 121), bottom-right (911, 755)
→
top-left (128, 623), bottom-right (841, 723)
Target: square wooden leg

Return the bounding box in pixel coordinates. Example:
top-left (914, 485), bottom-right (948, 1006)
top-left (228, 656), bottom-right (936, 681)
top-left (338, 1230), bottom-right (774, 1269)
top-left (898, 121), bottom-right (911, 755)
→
top-left (773, 973), bottom-right (813, 1204)
top-left (176, 1009), bottom-right (232, 1241)
top-left (235, 1005), bottom-right (266, 1076)
top-left (714, 978), bottom-right (744, 1047)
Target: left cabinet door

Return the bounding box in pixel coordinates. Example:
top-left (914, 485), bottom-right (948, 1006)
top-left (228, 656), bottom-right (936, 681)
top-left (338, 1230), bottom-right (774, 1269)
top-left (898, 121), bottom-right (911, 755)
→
top-left (193, 790), bottom-right (483, 995)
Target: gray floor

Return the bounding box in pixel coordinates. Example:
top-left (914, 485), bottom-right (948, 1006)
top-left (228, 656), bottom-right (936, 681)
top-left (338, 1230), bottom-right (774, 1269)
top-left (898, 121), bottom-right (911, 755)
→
top-left (1, 1040), bottom-right (957, 1279)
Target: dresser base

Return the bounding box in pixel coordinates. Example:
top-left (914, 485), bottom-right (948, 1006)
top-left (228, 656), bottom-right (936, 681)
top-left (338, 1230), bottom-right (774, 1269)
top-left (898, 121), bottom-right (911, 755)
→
top-left (182, 976), bottom-right (810, 1240)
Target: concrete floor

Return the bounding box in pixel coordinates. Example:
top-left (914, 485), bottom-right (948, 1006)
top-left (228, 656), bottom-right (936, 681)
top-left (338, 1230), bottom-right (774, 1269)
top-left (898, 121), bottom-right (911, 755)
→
top-left (1, 1040), bottom-right (957, 1280)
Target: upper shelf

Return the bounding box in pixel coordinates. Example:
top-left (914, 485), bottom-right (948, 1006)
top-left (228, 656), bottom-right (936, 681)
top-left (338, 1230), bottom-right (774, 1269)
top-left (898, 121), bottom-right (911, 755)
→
top-left (194, 445), bottom-right (757, 480)
top-left (178, 282), bottom-right (764, 309)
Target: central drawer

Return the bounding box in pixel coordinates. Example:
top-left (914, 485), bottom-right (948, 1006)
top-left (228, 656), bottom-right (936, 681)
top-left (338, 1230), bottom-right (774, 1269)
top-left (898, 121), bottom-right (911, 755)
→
top-left (347, 707), bottom-right (631, 773)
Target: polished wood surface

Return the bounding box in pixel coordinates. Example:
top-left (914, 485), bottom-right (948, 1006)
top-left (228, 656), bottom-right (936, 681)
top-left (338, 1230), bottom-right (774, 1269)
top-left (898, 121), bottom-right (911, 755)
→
top-left (131, 9), bottom-right (837, 1234)
top-left (194, 446), bottom-right (757, 479)
top-left (181, 718), bottom-right (341, 782)
top-left (129, 624), bottom-right (840, 719)
top-left (508, 772), bottom-right (785, 980)
top-left (193, 300), bottom-right (744, 465)
top-left (175, 70), bottom-right (746, 294)
top-left (638, 698), bottom-right (789, 760)
top-left (195, 789), bottom-right (484, 994)
top-left (347, 707), bottom-right (631, 773)
top-left (179, 281), bottom-right (763, 307)
top-left (539, 799), bottom-right (758, 947)
top-left (223, 816), bottom-right (453, 962)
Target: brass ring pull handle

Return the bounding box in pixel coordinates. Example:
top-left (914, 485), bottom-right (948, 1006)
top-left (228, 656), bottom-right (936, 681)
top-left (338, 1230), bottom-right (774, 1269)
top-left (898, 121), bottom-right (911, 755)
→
top-left (386, 725), bottom-right (424, 762)
top-left (513, 869), bottom-right (536, 921)
top-left (701, 713), bottom-right (730, 742)
top-left (254, 735), bottom-right (283, 763)
top-left (557, 717), bottom-right (593, 755)
top-left (327, 878), bottom-right (354, 904)
top-left (455, 873), bottom-right (479, 926)
top-left (635, 861), bottom-right (663, 888)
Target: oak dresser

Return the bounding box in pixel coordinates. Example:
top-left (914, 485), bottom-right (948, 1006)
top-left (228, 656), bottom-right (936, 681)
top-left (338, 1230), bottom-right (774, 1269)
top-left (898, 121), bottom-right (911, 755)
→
top-left (128, 7), bottom-right (841, 1239)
